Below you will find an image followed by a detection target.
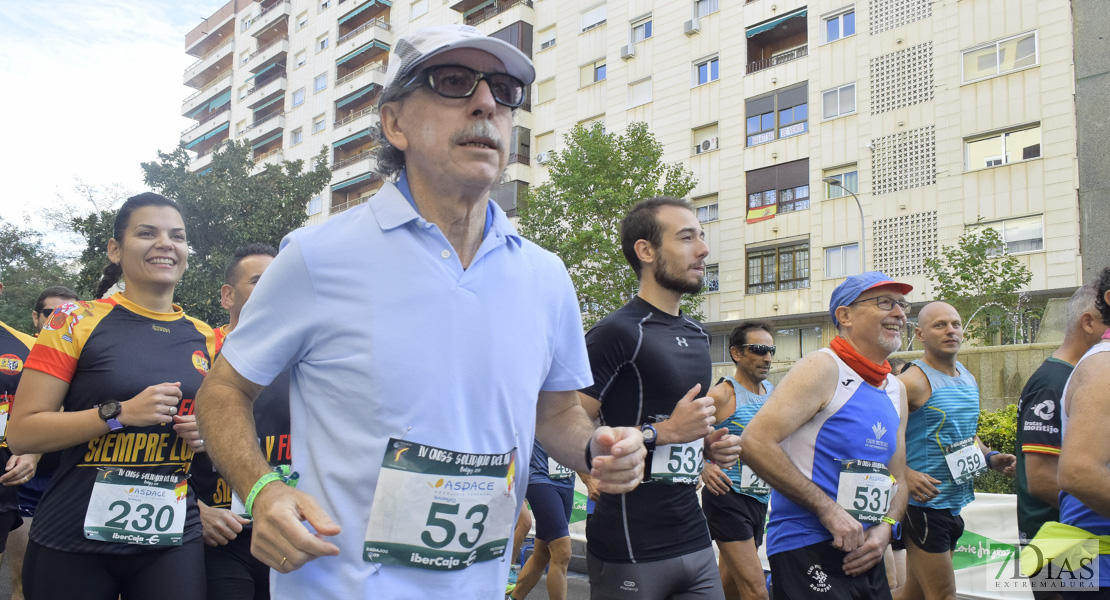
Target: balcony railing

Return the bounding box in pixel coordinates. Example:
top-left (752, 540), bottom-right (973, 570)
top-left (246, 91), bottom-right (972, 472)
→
top-left (184, 73), bottom-right (232, 103)
top-left (334, 104), bottom-right (379, 128)
top-left (508, 153), bottom-right (530, 166)
top-left (246, 35), bottom-right (289, 63)
top-left (746, 44), bottom-right (808, 75)
top-left (336, 60), bottom-right (387, 86)
top-left (246, 0), bottom-right (290, 33)
top-left (331, 194), bottom-right (374, 213)
top-left (338, 17), bottom-right (391, 45)
top-left (465, 0), bottom-right (533, 26)
top-left (254, 147), bottom-right (284, 162)
top-left (332, 148), bottom-right (375, 170)
top-left (181, 105), bottom-right (231, 136)
top-left (247, 72), bottom-right (286, 96)
top-left (184, 38), bottom-right (234, 74)
top-left (246, 111), bottom-right (284, 131)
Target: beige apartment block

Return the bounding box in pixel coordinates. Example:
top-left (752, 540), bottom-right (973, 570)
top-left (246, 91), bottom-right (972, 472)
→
top-left (181, 0), bottom-right (1084, 365)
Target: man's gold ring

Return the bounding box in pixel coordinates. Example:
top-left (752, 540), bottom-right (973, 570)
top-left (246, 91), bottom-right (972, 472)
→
top-left (280, 556), bottom-right (287, 567)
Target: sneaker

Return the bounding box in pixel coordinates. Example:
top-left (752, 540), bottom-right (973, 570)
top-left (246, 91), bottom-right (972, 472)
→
top-left (505, 564), bottom-right (520, 595)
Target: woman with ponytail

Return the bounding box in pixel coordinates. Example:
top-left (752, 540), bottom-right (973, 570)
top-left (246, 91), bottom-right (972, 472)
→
top-left (9, 193), bottom-right (216, 600)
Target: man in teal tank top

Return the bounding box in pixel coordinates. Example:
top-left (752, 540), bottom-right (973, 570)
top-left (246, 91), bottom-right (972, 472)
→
top-left (899, 302), bottom-right (1016, 600)
top-left (701, 321), bottom-right (776, 600)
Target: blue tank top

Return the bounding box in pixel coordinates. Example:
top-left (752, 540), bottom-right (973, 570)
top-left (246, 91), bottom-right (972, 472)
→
top-left (766, 348), bottom-right (902, 556)
top-left (718, 376), bottom-right (773, 502)
top-left (528, 438), bottom-right (574, 489)
top-left (1058, 343), bottom-right (1110, 587)
top-left (905, 359), bottom-right (980, 512)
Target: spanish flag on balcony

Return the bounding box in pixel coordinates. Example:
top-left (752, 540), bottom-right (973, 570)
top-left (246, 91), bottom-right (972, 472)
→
top-left (746, 204), bottom-right (777, 224)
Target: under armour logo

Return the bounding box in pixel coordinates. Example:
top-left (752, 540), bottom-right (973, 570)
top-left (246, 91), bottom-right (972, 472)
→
top-left (841, 378), bottom-right (854, 387)
top-left (676, 337), bottom-right (688, 347)
top-left (872, 422), bottom-right (887, 440)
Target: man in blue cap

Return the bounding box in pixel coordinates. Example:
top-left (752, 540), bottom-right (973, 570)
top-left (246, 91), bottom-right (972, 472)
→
top-left (741, 271), bottom-right (912, 599)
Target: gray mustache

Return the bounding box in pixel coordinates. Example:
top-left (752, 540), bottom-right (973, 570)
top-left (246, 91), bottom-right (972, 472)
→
top-left (450, 122), bottom-right (504, 151)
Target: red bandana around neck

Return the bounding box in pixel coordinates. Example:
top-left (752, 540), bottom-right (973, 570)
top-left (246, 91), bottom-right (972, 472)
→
top-left (829, 336), bottom-right (892, 387)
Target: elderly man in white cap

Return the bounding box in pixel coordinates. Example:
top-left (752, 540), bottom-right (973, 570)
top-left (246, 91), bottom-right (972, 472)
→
top-left (195, 24), bottom-right (647, 600)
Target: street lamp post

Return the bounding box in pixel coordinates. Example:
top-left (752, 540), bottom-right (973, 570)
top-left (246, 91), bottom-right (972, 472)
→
top-left (822, 176), bottom-right (866, 274)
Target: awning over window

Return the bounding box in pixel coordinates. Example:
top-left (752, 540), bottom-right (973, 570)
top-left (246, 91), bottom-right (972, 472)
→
top-left (253, 95), bottom-right (284, 112)
top-left (335, 84), bottom-right (380, 108)
top-left (252, 131), bottom-right (283, 149)
top-left (333, 128), bottom-right (372, 147)
top-left (184, 122), bottom-right (229, 149)
top-left (245, 62), bottom-right (283, 83)
top-left (331, 172), bottom-right (378, 191)
top-left (463, 0), bottom-right (495, 18)
top-left (746, 8), bottom-right (807, 38)
top-left (336, 41), bottom-right (390, 66)
top-left (338, 0), bottom-right (389, 25)
top-left (186, 90), bottom-right (232, 119)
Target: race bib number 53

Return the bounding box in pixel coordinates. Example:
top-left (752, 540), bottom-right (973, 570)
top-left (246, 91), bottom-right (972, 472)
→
top-left (835, 459), bottom-right (894, 524)
top-left (364, 439), bottom-right (516, 571)
top-left (83, 468), bottom-right (187, 545)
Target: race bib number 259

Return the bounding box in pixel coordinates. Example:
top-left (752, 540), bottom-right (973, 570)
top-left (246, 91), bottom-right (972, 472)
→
top-left (363, 439), bottom-right (516, 571)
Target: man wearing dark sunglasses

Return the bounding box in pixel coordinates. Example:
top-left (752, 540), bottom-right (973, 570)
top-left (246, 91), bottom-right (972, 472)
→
top-left (30, 286), bottom-right (79, 332)
top-left (701, 321), bottom-right (776, 600)
top-left (897, 302), bottom-right (1014, 600)
top-left (741, 271), bottom-right (912, 600)
top-left (196, 25), bottom-right (647, 600)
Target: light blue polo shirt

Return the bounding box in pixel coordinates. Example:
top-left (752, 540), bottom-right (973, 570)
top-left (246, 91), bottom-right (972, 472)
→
top-left (220, 172), bottom-right (592, 600)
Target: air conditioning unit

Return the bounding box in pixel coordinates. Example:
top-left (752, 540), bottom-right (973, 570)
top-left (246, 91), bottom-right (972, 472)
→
top-left (694, 136), bottom-right (719, 154)
top-left (535, 151), bottom-right (551, 165)
top-left (620, 44), bottom-right (635, 60)
top-left (684, 18), bottom-right (700, 36)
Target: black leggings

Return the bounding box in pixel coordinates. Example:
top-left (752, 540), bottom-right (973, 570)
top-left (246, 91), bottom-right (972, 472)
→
top-left (205, 529), bottom-right (269, 600)
top-left (23, 538), bottom-right (205, 600)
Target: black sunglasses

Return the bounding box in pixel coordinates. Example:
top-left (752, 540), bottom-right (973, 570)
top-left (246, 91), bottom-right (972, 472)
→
top-left (739, 344), bottom-right (776, 356)
top-left (404, 64), bottom-right (525, 108)
top-left (37, 308), bottom-right (54, 319)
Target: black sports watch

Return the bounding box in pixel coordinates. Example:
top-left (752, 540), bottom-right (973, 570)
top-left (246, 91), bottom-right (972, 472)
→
top-left (97, 401), bottom-right (124, 432)
top-left (640, 423), bottom-right (659, 452)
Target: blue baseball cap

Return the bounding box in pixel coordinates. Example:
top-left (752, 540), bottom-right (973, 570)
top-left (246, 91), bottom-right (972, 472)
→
top-left (829, 271), bottom-right (913, 326)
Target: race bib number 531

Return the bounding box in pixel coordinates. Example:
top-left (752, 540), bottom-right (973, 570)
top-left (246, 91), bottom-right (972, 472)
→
top-left (835, 459), bottom-right (894, 524)
top-left (364, 439), bottom-right (516, 571)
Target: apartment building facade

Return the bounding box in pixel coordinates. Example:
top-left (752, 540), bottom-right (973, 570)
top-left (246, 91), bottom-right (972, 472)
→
top-left (181, 0), bottom-right (1085, 365)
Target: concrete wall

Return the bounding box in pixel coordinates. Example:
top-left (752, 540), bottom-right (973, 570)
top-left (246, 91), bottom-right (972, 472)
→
top-left (729, 342), bottom-right (1061, 412)
top-left (1074, 0), bottom-right (1110, 280)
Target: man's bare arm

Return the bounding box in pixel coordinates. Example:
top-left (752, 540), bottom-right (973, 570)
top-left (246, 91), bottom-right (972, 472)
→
top-left (537, 390), bottom-right (645, 494)
top-left (897, 365), bottom-right (931, 413)
top-left (740, 352), bottom-right (865, 552)
top-left (1058, 353), bottom-right (1110, 516)
top-left (195, 357), bottom-right (340, 572)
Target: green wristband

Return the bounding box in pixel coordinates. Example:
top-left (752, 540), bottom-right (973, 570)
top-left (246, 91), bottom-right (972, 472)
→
top-left (245, 472), bottom-right (283, 517)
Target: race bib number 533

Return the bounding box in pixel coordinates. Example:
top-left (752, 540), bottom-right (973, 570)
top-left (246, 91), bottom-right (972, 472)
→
top-left (364, 439), bottom-right (516, 571)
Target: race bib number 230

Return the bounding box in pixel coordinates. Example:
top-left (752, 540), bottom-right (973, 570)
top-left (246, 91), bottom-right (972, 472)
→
top-left (364, 439), bottom-right (516, 571)
top-left (83, 468), bottom-right (187, 546)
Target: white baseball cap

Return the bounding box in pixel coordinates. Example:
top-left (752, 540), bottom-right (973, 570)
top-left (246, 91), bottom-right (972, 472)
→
top-left (379, 24), bottom-right (535, 106)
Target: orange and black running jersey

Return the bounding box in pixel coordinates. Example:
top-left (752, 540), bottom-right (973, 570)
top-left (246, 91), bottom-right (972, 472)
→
top-left (23, 294), bottom-right (217, 554)
top-left (0, 321), bottom-right (34, 515)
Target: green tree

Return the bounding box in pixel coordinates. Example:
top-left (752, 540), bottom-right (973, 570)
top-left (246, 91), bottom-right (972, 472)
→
top-left (0, 219), bottom-right (72, 335)
top-left (71, 141), bottom-right (331, 325)
top-left (517, 122), bottom-right (699, 328)
top-left (923, 221), bottom-right (1034, 345)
